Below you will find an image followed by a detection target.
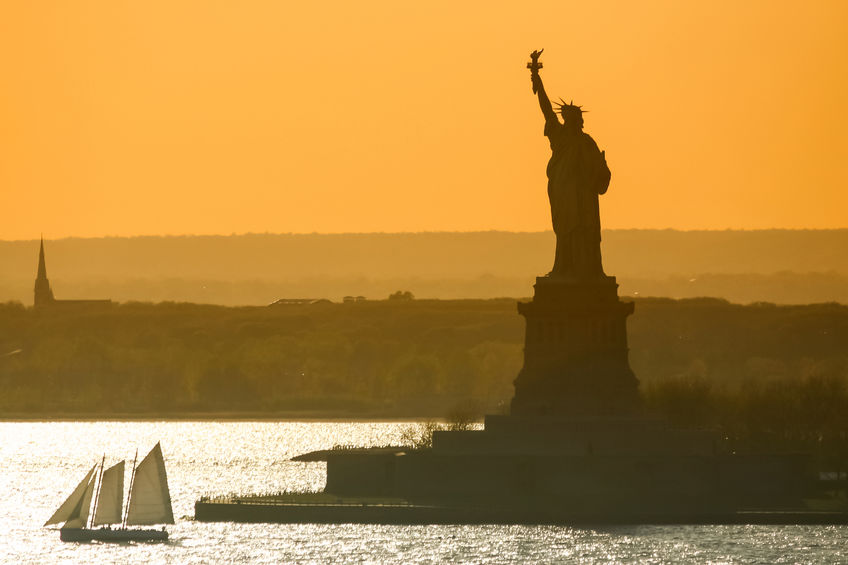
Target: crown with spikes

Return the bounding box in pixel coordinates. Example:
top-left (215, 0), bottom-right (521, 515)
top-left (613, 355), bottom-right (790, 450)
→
top-left (554, 98), bottom-right (587, 115)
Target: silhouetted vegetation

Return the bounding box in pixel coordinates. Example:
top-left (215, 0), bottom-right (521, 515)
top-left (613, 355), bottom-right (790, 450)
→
top-left (644, 371), bottom-right (848, 448)
top-left (0, 299), bottom-right (846, 451)
top-left (0, 299), bottom-right (520, 416)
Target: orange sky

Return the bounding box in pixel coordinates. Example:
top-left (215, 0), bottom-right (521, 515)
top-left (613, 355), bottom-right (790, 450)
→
top-left (1, 1), bottom-right (846, 239)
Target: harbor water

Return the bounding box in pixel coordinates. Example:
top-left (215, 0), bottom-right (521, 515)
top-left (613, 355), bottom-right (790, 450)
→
top-left (1, 421), bottom-right (846, 564)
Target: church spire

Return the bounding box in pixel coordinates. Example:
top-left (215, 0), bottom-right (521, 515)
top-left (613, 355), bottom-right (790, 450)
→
top-left (37, 236), bottom-right (48, 280)
top-left (34, 236), bottom-right (54, 308)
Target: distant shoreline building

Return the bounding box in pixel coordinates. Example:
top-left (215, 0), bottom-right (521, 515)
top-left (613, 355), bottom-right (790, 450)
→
top-left (268, 298), bottom-right (331, 306)
top-left (34, 238), bottom-right (112, 309)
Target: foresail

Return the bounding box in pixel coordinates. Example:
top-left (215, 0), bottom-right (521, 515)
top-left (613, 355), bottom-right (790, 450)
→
top-left (44, 464), bottom-right (97, 526)
top-left (126, 442), bottom-right (174, 525)
top-left (63, 474), bottom-right (96, 529)
top-left (93, 460), bottom-right (125, 526)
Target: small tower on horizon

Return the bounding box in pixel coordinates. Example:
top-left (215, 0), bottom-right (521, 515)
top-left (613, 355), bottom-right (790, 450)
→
top-left (34, 237), bottom-right (55, 308)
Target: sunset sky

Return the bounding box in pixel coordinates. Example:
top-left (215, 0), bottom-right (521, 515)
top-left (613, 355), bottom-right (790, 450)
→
top-left (1, 1), bottom-right (846, 240)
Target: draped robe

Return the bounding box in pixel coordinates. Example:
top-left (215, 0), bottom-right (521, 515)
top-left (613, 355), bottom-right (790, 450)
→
top-left (544, 118), bottom-right (610, 278)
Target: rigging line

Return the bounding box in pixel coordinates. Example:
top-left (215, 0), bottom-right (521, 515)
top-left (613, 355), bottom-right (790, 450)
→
top-left (89, 454), bottom-right (105, 529)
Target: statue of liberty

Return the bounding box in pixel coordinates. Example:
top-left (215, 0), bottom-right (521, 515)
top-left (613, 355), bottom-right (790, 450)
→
top-left (528, 49), bottom-right (610, 279)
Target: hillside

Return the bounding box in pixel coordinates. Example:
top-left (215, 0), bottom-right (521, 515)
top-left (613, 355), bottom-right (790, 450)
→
top-left (1, 230), bottom-right (847, 305)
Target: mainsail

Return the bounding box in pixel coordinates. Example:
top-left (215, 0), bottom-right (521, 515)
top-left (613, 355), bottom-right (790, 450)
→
top-left (125, 442), bottom-right (174, 525)
top-left (93, 460), bottom-right (125, 526)
top-left (44, 464), bottom-right (97, 527)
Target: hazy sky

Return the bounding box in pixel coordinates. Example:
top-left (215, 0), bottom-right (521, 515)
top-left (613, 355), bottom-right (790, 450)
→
top-left (1, 1), bottom-right (846, 239)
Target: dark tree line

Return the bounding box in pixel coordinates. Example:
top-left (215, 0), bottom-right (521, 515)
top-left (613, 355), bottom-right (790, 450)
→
top-left (1, 298), bottom-right (846, 447)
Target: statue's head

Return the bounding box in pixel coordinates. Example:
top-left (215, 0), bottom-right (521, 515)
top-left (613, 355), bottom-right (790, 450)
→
top-left (557, 99), bottom-right (585, 130)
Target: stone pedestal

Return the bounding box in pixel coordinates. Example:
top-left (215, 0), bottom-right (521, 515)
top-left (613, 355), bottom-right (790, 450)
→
top-left (510, 275), bottom-right (641, 418)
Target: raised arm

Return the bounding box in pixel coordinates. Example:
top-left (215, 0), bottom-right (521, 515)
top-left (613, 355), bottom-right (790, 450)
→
top-left (529, 50), bottom-right (558, 124)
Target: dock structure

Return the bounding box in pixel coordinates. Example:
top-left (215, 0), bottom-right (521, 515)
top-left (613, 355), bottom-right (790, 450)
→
top-left (195, 495), bottom-right (848, 525)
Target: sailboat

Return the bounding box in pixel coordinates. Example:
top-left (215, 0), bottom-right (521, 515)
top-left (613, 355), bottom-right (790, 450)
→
top-left (45, 442), bottom-right (174, 542)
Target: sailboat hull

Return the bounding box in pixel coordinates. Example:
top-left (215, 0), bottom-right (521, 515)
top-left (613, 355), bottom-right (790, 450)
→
top-left (59, 527), bottom-right (168, 542)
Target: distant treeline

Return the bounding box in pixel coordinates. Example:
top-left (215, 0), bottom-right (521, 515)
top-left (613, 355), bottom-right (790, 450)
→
top-left (1, 230), bottom-right (847, 305)
top-left (1, 298), bottom-right (846, 434)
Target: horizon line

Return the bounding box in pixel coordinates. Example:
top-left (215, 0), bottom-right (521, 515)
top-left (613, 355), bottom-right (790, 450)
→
top-left (4, 227), bottom-right (848, 243)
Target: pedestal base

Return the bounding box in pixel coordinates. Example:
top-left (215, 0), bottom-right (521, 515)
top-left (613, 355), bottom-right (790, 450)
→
top-left (511, 275), bottom-right (641, 418)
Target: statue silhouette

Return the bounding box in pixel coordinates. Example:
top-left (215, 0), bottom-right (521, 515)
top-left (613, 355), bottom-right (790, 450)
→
top-left (529, 50), bottom-right (610, 279)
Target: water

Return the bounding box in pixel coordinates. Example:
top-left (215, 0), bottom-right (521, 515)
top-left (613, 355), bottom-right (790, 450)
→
top-left (1, 421), bottom-right (846, 564)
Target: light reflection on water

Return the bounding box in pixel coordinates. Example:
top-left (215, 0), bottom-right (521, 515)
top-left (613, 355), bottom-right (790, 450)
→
top-left (1, 421), bottom-right (846, 564)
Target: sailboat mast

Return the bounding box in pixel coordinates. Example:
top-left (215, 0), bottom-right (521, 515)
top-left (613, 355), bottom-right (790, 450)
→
top-left (89, 455), bottom-right (105, 529)
top-left (122, 449), bottom-right (138, 528)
